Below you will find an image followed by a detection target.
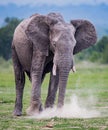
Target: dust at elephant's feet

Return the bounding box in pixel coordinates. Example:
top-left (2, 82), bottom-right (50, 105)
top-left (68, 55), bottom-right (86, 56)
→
top-left (26, 106), bottom-right (42, 116)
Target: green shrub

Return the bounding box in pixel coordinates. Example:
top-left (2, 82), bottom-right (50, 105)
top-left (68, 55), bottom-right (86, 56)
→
top-left (0, 57), bottom-right (12, 71)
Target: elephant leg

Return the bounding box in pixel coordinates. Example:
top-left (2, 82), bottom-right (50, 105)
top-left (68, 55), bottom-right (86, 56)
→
top-left (45, 70), bottom-right (59, 108)
top-left (26, 51), bottom-right (46, 115)
top-left (12, 47), bottom-right (25, 116)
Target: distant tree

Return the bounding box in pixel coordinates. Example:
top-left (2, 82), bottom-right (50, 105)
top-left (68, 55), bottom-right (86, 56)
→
top-left (95, 36), bottom-right (108, 53)
top-left (102, 44), bottom-right (108, 63)
top-left (0, 17), bottom-right (21, 60)
top-left (99, 36), bottom-right (108, 63)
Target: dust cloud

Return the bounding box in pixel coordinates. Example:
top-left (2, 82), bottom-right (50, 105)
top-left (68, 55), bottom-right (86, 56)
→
top-left (27, 94), bottom-right (101, 119)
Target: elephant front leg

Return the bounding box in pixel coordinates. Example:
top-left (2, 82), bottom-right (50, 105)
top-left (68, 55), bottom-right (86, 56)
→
top-left (26, 51), bottom-right (46, 116)
top-left (26, 75), bottom-right (43, 115)
top-left (45, 71), bottom-right (59, 108)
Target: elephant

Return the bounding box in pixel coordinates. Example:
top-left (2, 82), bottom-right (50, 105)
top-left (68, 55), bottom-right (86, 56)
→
top-left (12, 12), bottom-right (97, 116)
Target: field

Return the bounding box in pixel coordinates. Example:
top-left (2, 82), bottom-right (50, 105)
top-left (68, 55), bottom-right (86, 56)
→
top-left (0, 61), bottom-right (108, 130)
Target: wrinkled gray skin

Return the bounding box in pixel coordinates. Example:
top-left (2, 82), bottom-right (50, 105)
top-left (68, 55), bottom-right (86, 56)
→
top-left (12, 13), bottom-right (97, 116)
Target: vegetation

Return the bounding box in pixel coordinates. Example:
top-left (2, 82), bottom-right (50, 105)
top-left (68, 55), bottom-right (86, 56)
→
top-left (76, 36), bottom-right (108, 64)
top-left (76, 34), bottom-right (108, 63)
top-left (0, 62), bottom-right (108, 129)
top-left (0, 17), bottom-right (21, 60)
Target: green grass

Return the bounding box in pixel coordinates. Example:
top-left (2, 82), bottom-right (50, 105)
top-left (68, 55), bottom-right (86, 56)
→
top-left (0, 62), bottom-right (108, 130)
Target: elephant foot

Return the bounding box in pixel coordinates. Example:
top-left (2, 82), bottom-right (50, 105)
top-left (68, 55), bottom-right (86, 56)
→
top-left (45, 98), bottom-right (55, 108)
top-left (45, 102), bottom-right (54, 109)
top-left (13, 108), bottom-right (22, 116)
top-left (26, 102), bottom-right (43, 116)
top-left (57, 103), bottom-right (64, 109)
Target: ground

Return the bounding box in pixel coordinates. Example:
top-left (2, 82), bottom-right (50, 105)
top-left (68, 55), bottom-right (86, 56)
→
top-left (0, 61), bottom-right (108, 130)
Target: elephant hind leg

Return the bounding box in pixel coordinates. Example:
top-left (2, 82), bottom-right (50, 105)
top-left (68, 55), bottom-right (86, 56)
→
top-left (12, 46), bottom-right (25, 116)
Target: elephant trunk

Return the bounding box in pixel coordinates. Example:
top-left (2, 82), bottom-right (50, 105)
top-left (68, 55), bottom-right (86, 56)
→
top-left (57, 68), bottom-right (69, 108)
top-left (54, 57), bottom-right (72, 108)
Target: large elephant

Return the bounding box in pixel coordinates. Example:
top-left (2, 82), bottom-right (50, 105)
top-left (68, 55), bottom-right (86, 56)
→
top-left (12, 13), bottom-right (97, 116)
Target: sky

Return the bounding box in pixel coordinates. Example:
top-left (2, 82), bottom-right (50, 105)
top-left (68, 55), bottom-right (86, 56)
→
top-left (0, 0), bottom-right (108, 37)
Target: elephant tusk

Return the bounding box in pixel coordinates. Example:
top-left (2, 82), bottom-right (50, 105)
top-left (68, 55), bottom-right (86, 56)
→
top-left (53, 63), bottom-right (57, 76)
top-left (72, 66), bottom-right (76, 73)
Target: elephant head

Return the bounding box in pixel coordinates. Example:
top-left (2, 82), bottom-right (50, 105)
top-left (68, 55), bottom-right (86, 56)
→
top-left (25, 13), bottom-right (97, 108)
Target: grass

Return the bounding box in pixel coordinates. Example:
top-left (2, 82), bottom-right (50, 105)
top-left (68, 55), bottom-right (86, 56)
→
top-left (0, 61), bottom-right (108, 130)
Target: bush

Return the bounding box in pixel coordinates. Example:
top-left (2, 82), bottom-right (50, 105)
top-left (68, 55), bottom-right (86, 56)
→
top-left (0, 57), bottom-right (12, 69)
top-left (102, 44), bottom-right (108, 63)
top-left (75, 36), bottom-right (108, 64)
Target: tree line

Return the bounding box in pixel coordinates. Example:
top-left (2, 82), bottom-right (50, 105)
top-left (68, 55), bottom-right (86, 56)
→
top-left (0, 17), bottom-right (21, 60)
top-left (0, 17), bottom-right (108, 63)
top-left (76, 36), bottom-right (108, 64)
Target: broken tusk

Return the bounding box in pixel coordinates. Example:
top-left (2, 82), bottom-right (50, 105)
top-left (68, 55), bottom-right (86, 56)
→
top-left (53, 64), bottom-right (57, 76)
top-left (72, 66), bottom-right (76, 73)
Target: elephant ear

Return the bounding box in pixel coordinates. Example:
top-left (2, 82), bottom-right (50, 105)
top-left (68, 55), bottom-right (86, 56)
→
top-left (70, 20), bottom-right (97, 54)
top-left (25, 15), bottom-right (50, 56)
